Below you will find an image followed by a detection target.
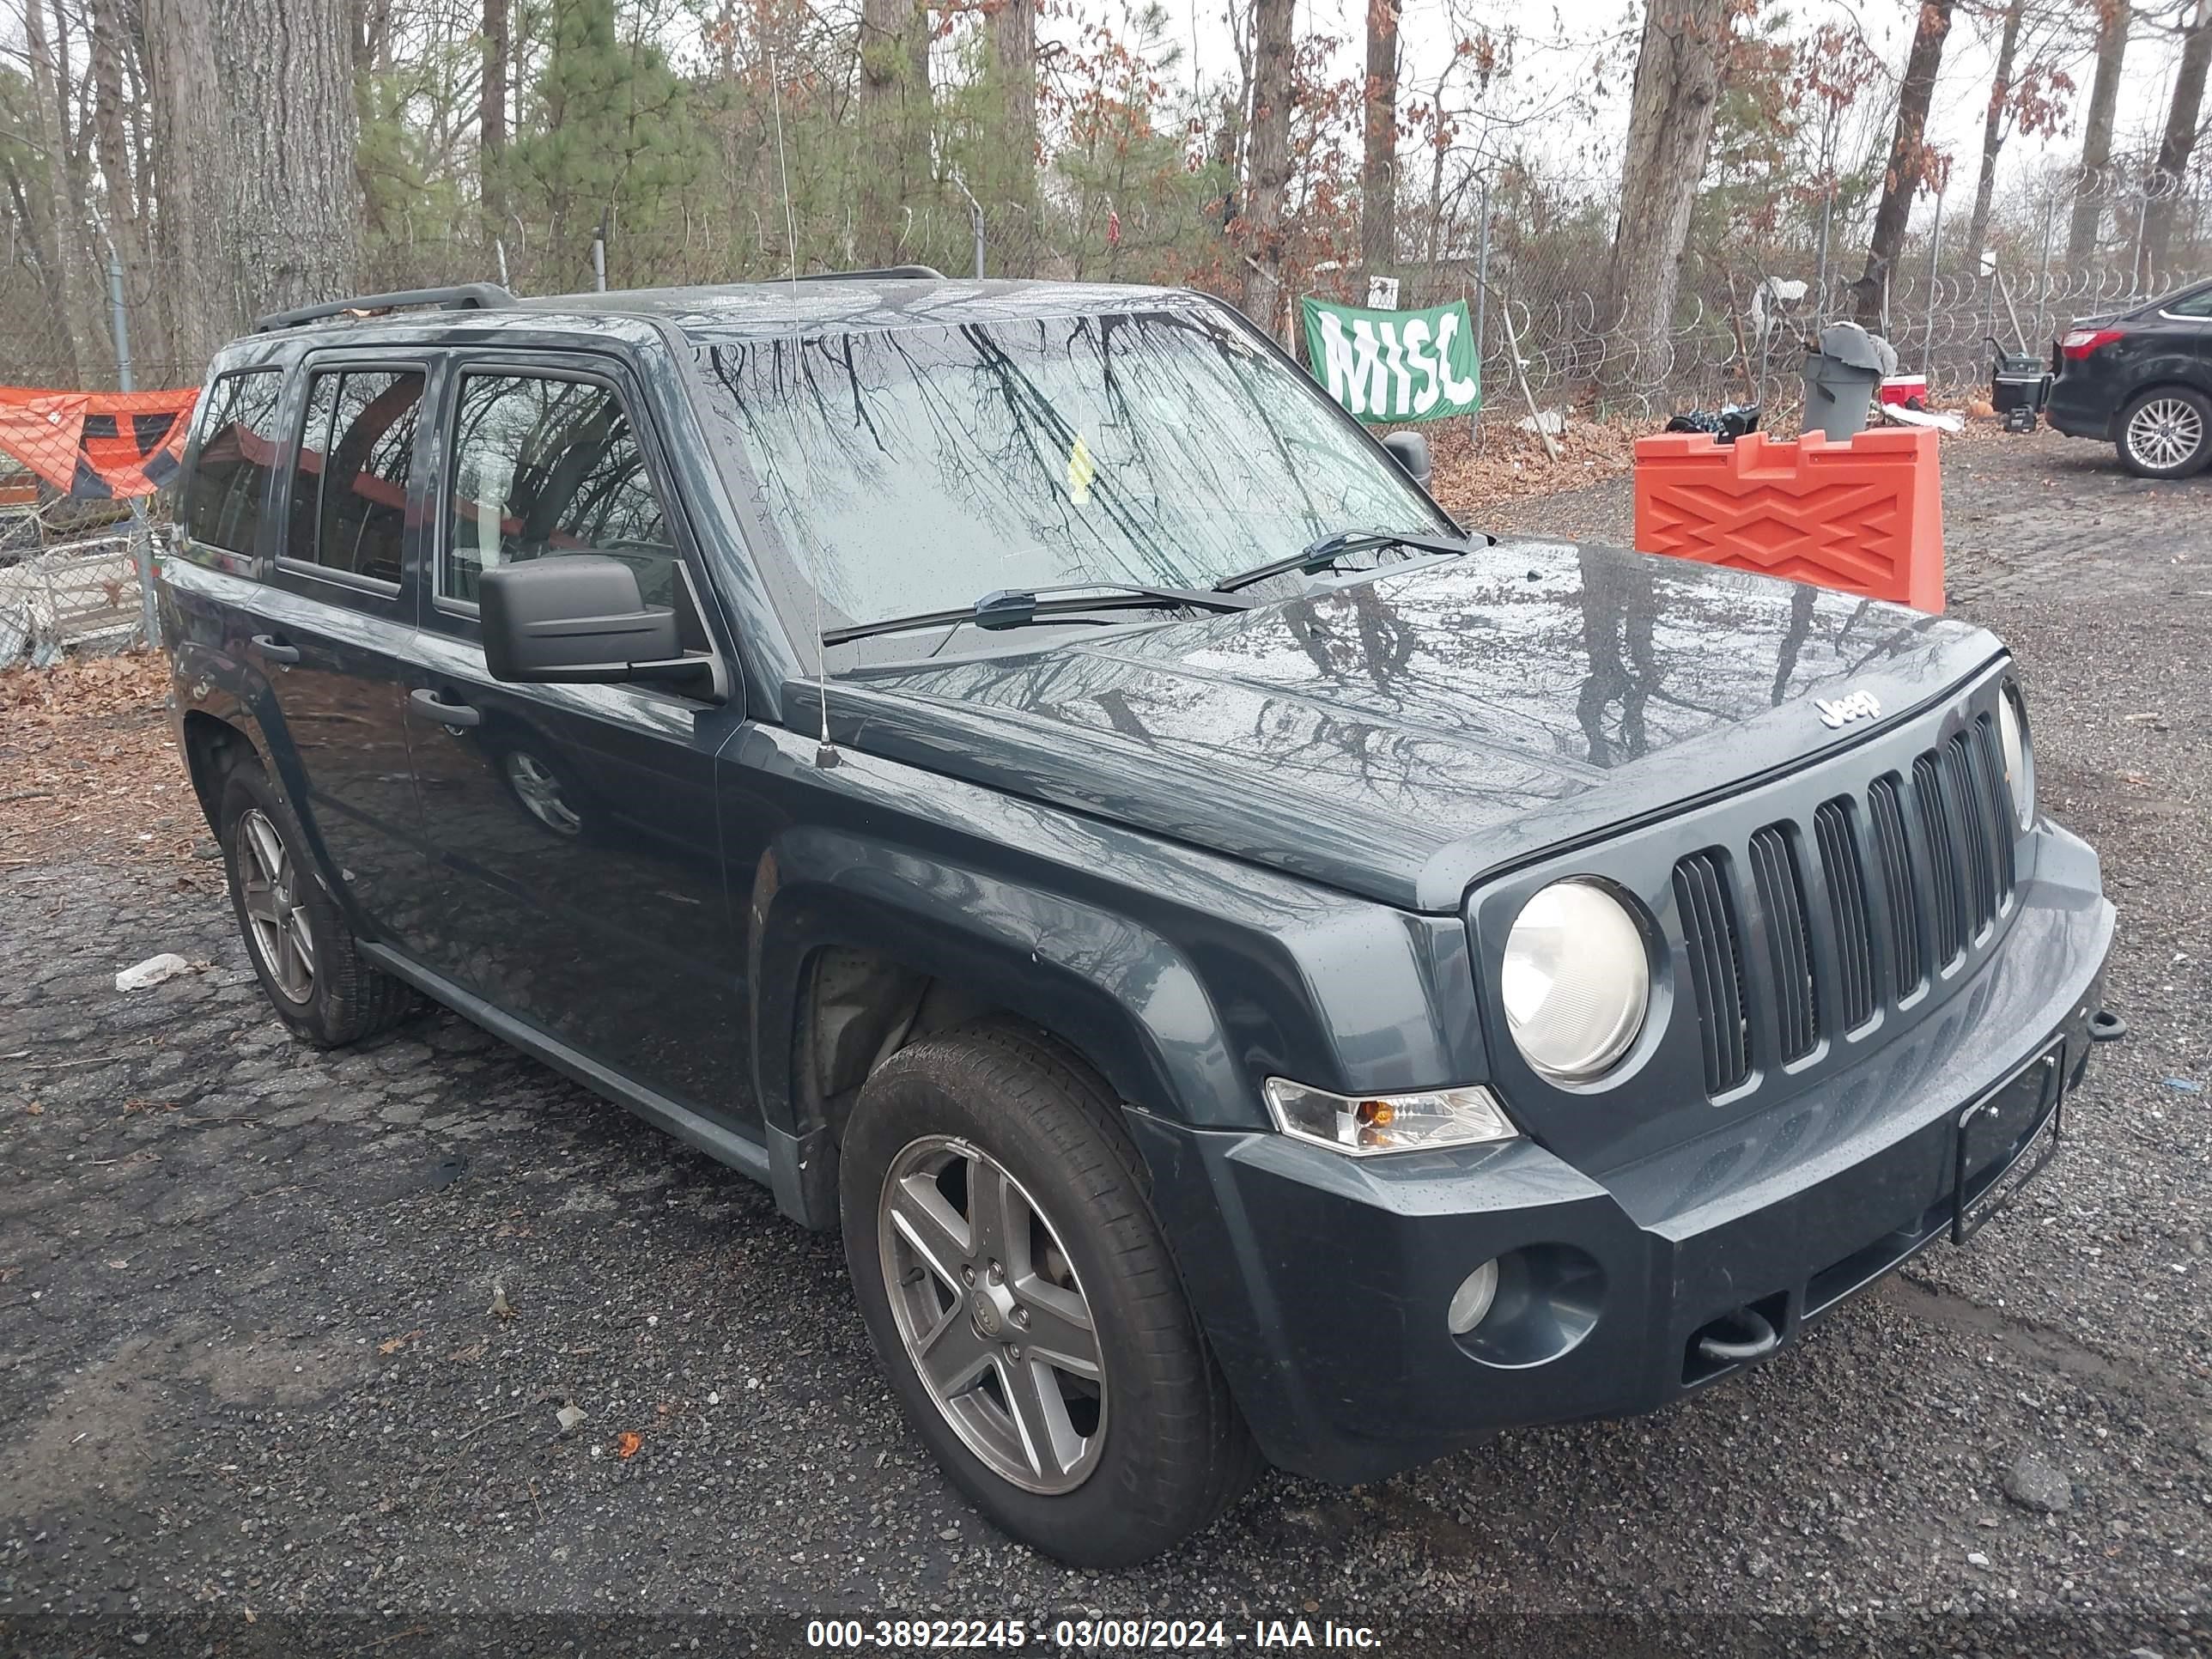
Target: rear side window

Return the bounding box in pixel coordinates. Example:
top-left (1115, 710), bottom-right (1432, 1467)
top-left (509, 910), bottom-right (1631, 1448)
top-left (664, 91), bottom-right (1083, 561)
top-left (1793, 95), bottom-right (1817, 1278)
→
top-left (442, 373), bottom-right (674, 607)
top-left (183, 370), bottom-right (283, 557)
top-left (286, 368), bottom-right (424, 586)
top-left (2165, 288), bottom-right (2212, 319)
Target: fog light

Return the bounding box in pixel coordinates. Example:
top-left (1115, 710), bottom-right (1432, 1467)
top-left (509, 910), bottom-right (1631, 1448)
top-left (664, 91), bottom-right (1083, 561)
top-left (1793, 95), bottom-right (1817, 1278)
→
top-left (1447, 1260), bottom-right (1500, 1335)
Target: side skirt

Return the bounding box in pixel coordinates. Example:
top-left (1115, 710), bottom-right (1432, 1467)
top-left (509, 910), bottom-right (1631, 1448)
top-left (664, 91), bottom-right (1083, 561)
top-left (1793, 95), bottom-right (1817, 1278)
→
top-left (358, 941), bottom-right (774, 1188)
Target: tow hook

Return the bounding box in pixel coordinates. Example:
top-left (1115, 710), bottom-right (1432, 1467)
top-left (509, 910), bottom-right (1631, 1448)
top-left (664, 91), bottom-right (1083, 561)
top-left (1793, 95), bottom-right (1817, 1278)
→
top-left (2088, 1009), bottom-right (2128, 1043)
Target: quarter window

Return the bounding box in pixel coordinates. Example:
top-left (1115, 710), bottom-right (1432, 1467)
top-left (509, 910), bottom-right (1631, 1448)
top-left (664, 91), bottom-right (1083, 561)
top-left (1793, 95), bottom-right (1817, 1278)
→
top-left (443, 374), bottom-right (675, 607)
top-left (287, 368), bottom-right (424, 586)
top-left (182, 370), bottom-right (283, 557)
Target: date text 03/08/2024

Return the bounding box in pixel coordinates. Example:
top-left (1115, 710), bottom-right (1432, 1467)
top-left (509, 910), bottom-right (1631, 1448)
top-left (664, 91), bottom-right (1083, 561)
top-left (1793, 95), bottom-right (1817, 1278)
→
top-left (804, 1617), bottom-right (1384, 1650)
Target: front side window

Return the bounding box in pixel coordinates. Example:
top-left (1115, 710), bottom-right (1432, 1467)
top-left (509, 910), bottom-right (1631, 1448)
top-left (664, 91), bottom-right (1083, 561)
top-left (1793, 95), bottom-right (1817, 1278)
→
top-left (287, 368), bottom-right (423, 585)
top-left (183, 369), bottom-right (284, 557)
top-left (690, 303), bottom-right (1453, 653)
top-left (443, 374), bottom-right (675, 608)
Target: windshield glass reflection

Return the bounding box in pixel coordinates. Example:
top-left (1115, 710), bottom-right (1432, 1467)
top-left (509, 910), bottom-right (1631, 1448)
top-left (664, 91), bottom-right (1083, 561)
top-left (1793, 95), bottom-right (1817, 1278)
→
top-left (694, 303), bottom-right (1451, 643)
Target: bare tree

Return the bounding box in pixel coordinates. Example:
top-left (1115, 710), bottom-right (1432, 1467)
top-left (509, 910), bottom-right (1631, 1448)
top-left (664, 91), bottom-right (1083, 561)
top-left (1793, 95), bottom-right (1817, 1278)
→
top-left (856, 0), bottom-right (930, 264)
top-left (482, 0), bottom-right (509, 240)
top-left (1852, 0), bottom-right (1957, 328)
top-left (2066, 0), bottom-right (2130, 264)
top-left (990, 0), bottom-right (1038, 205)
top-left (21, 0), bottom-right (93, 381)
top-left (143, 0), bottom-right (361, 370)
top-left (1605, 0), bottom-right (1725, 374)
top-left (2143, 0), bottom-right (2212, 277)
top-left (1966, 0), bottom-right (2027, 271)
top-left (1359, 0), bottom-right (1402, 287)
top-left (1241, 0), bottom-right (1294, 333)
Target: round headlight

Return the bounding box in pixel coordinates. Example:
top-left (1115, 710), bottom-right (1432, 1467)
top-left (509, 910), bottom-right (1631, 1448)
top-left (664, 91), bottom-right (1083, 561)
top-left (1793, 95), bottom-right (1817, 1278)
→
top-left (1500, 879), bottom-right (1650, 1081)
top-left (1997, 684), bottom-right (2033, 830)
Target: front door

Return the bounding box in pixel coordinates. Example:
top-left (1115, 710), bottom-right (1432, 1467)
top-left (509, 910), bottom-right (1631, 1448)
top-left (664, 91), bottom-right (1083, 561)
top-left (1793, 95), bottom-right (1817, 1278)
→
top-left (398, 357), bottom-right (749, 1124)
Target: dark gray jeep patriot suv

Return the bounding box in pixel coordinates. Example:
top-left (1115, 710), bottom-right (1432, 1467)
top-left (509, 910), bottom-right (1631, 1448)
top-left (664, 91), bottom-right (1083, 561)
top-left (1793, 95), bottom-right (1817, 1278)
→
top-left (158, 274), bottom-right (2119, 1567)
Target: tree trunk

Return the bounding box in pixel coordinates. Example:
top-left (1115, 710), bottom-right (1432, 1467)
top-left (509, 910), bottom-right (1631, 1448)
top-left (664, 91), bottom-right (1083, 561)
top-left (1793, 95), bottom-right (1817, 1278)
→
top-left (990, 0), bottom-right (1037, 210)
top-left (2143, 0), bottom-right (2212, 279)
top-left (855, 0), bottom-right (928, 264)
top-left (1241, 0), bottom-right (1295, 333)
top-left (482, 0), bottom-right (509, 240)
top-left (1605, 0), bottom-right (1726, 374)
top-left (1359, 0), bottom-right (1401, 288)
top-left (1851, 0), bottom-right (1956, 329)
top-left (2066, 0), bottom-right (2130, 265)
top-left (21, 0), bottom-right (93, 384)
top-left (1965, 0), bottom-right (2025, 274)
top-left (144, 0), bottom-right (361, 372)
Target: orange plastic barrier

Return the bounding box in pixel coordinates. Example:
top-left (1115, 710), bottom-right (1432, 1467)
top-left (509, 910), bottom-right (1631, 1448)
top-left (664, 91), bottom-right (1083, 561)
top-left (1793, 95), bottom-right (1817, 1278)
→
top-left (1632, 427), bottom-right (1943, 612)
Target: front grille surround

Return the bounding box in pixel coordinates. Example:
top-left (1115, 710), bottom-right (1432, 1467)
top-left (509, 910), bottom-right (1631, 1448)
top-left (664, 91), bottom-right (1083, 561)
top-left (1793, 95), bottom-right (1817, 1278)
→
top-left (1462, 664), bottom-right (2035, 1162)
top-left (1671, 708), bottom-right (2022, 1099)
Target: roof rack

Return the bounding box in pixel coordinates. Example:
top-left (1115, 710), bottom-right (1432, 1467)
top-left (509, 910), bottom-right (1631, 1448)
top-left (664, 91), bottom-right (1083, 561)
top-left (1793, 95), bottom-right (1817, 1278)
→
top-left (253, 283), bottom-right (516, 333)
top-left (790, 265), bottom-right (945, 283)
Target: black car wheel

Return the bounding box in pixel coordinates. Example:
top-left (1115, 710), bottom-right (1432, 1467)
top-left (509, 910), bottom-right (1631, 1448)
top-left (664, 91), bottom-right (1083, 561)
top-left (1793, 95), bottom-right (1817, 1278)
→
top-left (840, 1020), bottom-right (1260, 1566)
top-left (2117, 387), bottom-right (2212, 477)
top-left (219, 761), bottom-right (416, 1047)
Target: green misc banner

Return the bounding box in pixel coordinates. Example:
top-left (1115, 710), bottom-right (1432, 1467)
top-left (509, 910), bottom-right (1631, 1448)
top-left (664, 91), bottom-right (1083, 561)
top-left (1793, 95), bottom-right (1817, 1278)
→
top-left (1299, 296), bottom-right (1481, 424)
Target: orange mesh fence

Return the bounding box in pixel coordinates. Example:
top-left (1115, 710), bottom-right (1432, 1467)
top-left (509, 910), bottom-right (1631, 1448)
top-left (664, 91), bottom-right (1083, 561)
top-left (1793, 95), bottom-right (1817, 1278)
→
top-left (0, 386), bottom-right (198, 500)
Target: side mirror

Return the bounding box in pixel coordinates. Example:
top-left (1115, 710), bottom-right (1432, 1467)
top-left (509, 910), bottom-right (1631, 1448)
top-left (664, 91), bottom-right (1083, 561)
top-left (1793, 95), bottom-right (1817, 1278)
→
top-left (1380, 429), bottom-right (1431, 485)
top-left (478, 556), bottom-right (698, 687)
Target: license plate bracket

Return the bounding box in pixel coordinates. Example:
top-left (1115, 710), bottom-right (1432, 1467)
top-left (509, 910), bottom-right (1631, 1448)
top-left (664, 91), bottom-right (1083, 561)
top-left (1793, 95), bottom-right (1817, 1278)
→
top-left (1953, 1039), bottom-right (2066, 1244)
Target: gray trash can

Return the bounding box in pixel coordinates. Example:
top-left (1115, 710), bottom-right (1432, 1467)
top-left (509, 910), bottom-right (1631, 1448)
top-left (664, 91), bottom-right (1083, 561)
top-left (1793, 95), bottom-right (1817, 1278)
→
top-left (1800, 321), bottom-right (1895, 441)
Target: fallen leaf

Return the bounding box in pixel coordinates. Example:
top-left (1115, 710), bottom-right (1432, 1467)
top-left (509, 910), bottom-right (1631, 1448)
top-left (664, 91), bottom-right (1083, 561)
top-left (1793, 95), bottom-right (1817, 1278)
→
top-left (377, 1329), bottom-right (422, 1356)
top-left (614, 1431), bottom-right (642, 1459)
top-left (447, 1340), bottom-right (488, 1363)
top-left (23, 1103), bottom-right (43, 1115)
top-left (488, 1282), bottom-right (516, 1321)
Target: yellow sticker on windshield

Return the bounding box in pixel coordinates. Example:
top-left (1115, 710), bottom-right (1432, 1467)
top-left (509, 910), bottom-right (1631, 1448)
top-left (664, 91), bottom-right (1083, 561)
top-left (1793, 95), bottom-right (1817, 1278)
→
top-left (1067, 434), bottom-right (1096, 506)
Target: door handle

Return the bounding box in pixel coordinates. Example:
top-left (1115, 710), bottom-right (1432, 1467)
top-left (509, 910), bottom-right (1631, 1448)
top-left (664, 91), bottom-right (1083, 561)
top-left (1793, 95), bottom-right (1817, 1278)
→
top-left (251, 634), bottom-right (301, 665)
top-left (408, 688), bottom-right (483, 729)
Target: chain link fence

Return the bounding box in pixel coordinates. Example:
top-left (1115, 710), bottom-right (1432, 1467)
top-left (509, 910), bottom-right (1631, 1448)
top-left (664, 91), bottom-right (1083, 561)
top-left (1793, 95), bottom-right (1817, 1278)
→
top-left (5, 164), bottom-right (2208, 661)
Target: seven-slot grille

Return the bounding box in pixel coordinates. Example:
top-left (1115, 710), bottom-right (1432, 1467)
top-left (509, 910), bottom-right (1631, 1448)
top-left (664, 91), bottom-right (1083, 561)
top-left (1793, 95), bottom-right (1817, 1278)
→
top-left (1674, 712), bottom-right (2020, 1097)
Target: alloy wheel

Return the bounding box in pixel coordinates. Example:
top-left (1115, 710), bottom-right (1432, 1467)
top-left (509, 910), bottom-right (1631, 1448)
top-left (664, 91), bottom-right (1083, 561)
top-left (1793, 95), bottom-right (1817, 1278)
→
top-left (238, 807), bottom-right (316, 1003)
top-left (878, 1134), bottom-right (1106, 1494)
top-left (503, 750), bottom-right (582, 836)
top-left (2125, 396), bottom-right (2204, 471)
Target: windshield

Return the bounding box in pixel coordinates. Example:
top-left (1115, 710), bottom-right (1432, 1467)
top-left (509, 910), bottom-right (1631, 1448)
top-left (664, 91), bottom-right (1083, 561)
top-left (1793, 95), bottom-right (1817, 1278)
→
top-left (690, 302), bottom-right (1454, 643)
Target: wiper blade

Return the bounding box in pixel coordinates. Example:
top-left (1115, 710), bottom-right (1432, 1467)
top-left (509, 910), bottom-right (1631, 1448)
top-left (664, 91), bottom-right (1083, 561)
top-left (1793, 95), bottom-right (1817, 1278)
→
top-left (1212, 527), bottom-right (1486, 593)
top-left (821, 581), bottom-right (1255, 647)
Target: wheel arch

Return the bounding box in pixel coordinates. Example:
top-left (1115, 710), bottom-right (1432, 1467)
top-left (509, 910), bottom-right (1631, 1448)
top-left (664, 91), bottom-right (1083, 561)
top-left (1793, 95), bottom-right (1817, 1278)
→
top-left (747, 830), bottom-right (1245, 1231)
top-left (179, 706), bottom-right (270, 833)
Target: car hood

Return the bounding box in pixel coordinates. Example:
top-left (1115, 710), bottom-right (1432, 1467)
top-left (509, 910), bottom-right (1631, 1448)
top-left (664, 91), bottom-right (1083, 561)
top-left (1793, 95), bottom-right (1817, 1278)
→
top-left (790, 538), bottom-right (2002, 910)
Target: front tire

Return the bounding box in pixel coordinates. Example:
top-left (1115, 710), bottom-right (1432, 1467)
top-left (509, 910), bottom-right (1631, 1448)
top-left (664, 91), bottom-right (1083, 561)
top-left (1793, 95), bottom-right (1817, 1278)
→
top-left (840, 1021), bottom-right (1259, 1566)
top-left (219, 762), bottom-right (416, 1047)
top-left (2117, 386), bottom-right (2212, 477)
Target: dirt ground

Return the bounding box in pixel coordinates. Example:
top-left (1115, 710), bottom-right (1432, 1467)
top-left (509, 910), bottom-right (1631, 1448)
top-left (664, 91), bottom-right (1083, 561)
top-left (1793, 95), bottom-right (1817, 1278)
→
top-left (1, 425), bottom-right (2207, 1657)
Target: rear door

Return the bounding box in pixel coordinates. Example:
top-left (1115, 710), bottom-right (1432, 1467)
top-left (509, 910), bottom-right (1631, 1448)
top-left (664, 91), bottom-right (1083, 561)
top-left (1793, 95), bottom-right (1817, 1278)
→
top-left (183, 356), bottom-right (430, 941)
top-left (398, 351), bottom-right (750, 1125)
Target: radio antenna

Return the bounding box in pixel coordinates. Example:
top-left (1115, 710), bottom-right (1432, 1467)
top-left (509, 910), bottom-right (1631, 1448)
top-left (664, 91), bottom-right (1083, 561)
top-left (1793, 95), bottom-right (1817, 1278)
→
top-left (767, 35), bottom-right (838, 769)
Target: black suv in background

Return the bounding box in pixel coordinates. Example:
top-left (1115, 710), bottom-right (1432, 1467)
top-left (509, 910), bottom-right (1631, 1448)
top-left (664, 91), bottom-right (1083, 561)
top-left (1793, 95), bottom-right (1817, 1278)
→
top-left (2045, 277), bottom-right (2212, 475)
top-left (161, 276), bottom-right (2118, 1567)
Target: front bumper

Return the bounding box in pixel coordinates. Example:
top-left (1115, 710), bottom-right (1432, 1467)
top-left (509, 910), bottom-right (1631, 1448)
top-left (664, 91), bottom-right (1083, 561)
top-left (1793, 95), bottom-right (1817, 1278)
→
top-left (1132, 828), bottom-right (2117, 1486)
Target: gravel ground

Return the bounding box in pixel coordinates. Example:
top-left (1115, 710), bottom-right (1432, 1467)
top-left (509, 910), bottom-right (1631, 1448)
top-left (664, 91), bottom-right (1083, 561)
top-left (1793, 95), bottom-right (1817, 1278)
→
top-left (2, 426), bottom-right (2207, 1659)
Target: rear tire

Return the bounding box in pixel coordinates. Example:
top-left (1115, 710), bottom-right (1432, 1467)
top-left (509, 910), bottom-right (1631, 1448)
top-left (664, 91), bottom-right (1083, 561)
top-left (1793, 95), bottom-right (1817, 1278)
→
top-left (840, 1020), bottom-right (1260, 1567)
top-left (218, 762), bottom-right (416, 1048)
top-left (2116, 386), bottom-right (2212, 477)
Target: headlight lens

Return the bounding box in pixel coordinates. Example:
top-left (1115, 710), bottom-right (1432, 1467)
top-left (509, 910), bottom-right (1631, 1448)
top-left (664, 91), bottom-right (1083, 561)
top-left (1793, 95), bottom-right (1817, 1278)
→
top-left (1261, 1079), bottom-right (1516, 1156)
top-left (1997, 684), bottom-right (2034, 829)
top-left (1500, 878), bottom-right (1650, 1081)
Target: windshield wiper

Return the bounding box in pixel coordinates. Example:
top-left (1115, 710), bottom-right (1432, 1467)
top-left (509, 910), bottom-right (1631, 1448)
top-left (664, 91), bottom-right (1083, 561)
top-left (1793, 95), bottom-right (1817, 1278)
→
top-left (1212, 527), bottom-right (1487, 594)
top-left (821, 581), bottom-right (1257, 647)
